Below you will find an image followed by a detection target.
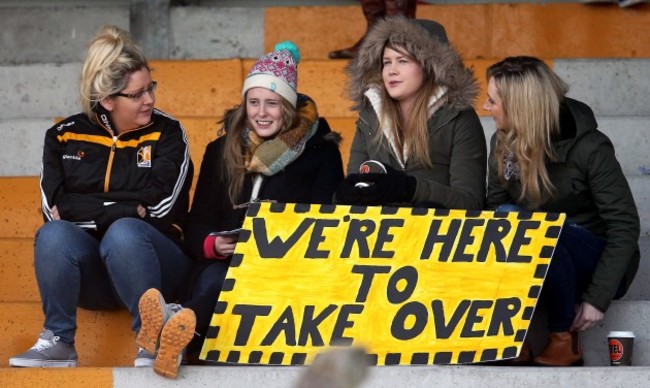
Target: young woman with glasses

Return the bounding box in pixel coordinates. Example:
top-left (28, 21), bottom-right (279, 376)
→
top-left (9, 25), bottom-right (193, 369)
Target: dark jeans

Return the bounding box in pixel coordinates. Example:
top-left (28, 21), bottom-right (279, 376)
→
top-left (495, 204), bottom-right (606, 332)
top-left (34, 219), bottom-right (191, 344)
top-left (182, 259), bottom-right (230, 356)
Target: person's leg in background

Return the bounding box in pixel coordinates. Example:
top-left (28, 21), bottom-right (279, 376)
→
top-left (329, 0), bottom-right (418, 60)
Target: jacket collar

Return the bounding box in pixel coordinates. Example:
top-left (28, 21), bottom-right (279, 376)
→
top-left (363, 85), bottom-right (449, 167)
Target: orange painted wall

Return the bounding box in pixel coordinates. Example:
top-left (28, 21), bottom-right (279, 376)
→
top-left (266, 3), bottom-right (650, 59)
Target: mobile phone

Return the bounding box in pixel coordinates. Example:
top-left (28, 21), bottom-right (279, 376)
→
top-left (209, 228), bottom-right (243, 237)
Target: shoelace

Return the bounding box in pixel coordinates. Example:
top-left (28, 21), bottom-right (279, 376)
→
top-left (32, 336), bottom-right (59, 351)
top-left (168, 303), bottom-right (183, 315)
top-left (137, 347), bottom-right (155, 357)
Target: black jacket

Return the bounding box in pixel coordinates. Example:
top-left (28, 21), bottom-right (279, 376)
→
top-left (185, 116), bottom-right (344, 260)
top-left (40, 109), bottom-right (193, 243)
top-left (487, 98), bottom-right (640, 312)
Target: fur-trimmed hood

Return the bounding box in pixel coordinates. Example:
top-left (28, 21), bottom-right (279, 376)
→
top-left (347, 16), bottom-right (478, 111)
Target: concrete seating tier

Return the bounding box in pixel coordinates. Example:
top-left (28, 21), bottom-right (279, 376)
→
top-left (264, 3), bottom-right (650, 60)
top-left (0, 2), bottom-right (648, 385)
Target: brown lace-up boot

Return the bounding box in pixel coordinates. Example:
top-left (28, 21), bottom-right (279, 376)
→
top-left (533, 331), bottom-right (584, 366)
top-left (507, 341), bottom-right (533, 366)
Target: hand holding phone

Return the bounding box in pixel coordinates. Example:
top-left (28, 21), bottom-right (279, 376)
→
top-left (212, 230), bottom-right (241, 256)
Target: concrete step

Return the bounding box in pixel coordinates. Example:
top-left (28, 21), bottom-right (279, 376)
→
top-left (621, 237), bottom-right (650, 300)
top-left (1, 3), bottom-right (648, 65)
top-left (0, 239), bottom-right (39, 303)
top-left (0, 5), bottom-right (129, 65)
top-left (2, 365), bottom-right (650, 388)
top-left (0, 301), bottom-right (648, 372)
top-left (0, 302), bottom-right (134, 367)
top-left (264, 3), bottom-right (650, 60)
top-left (554, 59), bottom-right (650, 117)
top-left (2, 58), bottom-right (647, 122)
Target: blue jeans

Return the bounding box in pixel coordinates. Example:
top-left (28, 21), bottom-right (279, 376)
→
top-left (34, 218), bottom-right (191, 344)
top-left (495, 204), bottom-right (606, 332)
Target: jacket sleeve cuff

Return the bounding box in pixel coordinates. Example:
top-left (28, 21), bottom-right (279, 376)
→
top-left (203, 235), bottom-right (227, 260)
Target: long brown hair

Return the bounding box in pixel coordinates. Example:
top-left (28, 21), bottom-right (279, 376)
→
top-left (376, 43), bottom-right (439, 168)
top-left (487, 56), bottom-right (568, 209)
top-left (221, 93), bottom-right (299, 204)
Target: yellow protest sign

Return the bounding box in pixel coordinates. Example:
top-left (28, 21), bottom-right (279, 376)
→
top-left (200, 203), bottom-right (565, 365)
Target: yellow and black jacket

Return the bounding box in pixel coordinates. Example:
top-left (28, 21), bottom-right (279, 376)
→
top-left (39, 108), bottom-right (193, 243)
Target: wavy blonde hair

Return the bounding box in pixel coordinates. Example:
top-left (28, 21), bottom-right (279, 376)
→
top-left (377, 43), bottom-right (438, 168)
top-left (487, 56), bottom-right (569, 209)
top-left (79, 25), bottom-right (149, 120)
top-left (221, 94), bottom-right (299, 204)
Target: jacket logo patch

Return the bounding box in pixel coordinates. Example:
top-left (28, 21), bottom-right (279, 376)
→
top-left (62, 150), bottom-right (85, 161)
top-left (137, 145), bottom-right (152, 168)
top-left (62, 154), bottom-right (82, 161)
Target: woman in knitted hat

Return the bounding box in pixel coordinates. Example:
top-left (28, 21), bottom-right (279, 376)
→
top-left (484, 56), bottom-right (639, 366)
top-left (334, 16), bottom-right (486, 209)
top-left (135, 41), bottom-right (344, 378)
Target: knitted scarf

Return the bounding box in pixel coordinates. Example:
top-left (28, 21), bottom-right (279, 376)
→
top-left (243, 98), bottom-right (319, 176)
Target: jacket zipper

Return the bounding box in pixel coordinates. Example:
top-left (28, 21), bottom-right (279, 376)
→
top-left (361, 114), bottom-right (406, 170)
top-left (104, 135), bottom-right (117, 192)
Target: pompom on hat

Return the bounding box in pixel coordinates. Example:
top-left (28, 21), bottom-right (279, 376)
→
top-left (242, 41), bottom-right (301, 107)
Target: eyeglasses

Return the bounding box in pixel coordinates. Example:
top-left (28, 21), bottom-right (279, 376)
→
top-left (112, 81), bottom-right (157, 101)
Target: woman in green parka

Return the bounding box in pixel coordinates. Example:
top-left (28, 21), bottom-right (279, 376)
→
top-left (484, 56), bottom-right (640, 367)
top-left (334, 16), bottom-right (486, 209)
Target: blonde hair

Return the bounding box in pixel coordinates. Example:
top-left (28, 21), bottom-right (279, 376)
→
top-left (487, 56), bottom-right (569, 209)
top-left (79, 25), bottom-right (149, 120)
top-left (222, 94), bottom-right (299, 204)
top-left (376, 43), bottom-right (437, 168)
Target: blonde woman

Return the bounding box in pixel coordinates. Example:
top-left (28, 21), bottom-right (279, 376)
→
top-left (484, 56), bottom-right (639, 366)
top-left (335, 16), bottom-right (486, 210)
top-left (9, 25), bottom-right (193, 368)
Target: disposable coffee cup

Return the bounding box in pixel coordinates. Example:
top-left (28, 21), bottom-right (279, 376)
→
top-left (608, 331), bottom-right (634, 366)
